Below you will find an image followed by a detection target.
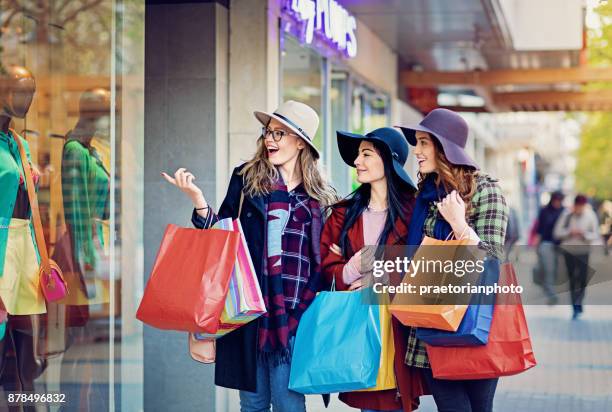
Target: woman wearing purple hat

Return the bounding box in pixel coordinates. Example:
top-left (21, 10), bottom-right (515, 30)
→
top-left (398, 108), bottom-right (509, 412)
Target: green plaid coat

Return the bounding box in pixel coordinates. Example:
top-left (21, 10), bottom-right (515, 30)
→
top-left (405, 173), bottom-right (509, 368)
top-left (61, 139), bottom-right (110, 271)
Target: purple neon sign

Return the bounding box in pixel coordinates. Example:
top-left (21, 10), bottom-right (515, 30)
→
top-left (283, 0), bottom-right (358, 58)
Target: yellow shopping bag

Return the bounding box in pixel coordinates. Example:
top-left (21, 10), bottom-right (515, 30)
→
top-left (355, 304), bottom-right (396, 392)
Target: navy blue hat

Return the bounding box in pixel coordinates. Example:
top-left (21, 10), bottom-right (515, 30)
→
top-left (337, 127), bottom-right (416, 190)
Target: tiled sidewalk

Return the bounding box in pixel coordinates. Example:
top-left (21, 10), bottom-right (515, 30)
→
top-left (486, 304), bottom-right (612, 412)
top-left (307, 304), bottom-right (612, 412)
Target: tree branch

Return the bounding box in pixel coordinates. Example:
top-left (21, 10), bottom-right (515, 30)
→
top-left (1, 9), bottom-right (20, 29)
top-left (8, 0), bottom-right (39, 19)
top-left (55, 0), bottom-right (72, 17)
top-left (60, 0), bottom-right (105, 27)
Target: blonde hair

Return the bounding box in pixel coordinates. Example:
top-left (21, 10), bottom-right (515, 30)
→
top-left (417, 137), bottom-right (478, 217)
top-left (240, 136), bottom-right (337, 206)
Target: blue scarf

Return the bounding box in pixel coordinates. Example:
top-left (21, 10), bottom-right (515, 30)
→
top-left (406, 174), bottom-right (453, 253)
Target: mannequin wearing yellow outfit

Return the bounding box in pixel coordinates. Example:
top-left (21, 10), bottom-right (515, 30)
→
top-left (0, 65), bottom-right (47, 410)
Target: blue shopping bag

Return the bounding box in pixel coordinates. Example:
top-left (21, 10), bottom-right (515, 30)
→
top-left (416, 258), bottom-right (500, 347)
top-left (289, 289), bottom-right (382, 394)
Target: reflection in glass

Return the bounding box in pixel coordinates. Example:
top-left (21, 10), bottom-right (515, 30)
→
top-left (330, 71), bottom-right (350, 196)
top-left (0, 0), bottom-right (131, 410)
top-left (282, 34), bottom-right (324, 151)
top-left (54, 88), bottom-right (111, 306)
top-left (349, 85), bottom-right (390, 191)
top-left (0, 64), bottom-right (48, 412)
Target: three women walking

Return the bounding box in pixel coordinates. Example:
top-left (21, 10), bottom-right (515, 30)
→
top-left (164, 102), bottom-right (511, 412)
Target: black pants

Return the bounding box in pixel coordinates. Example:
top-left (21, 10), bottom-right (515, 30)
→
top-left (423, 368), bottom-right (498, 412)
top-left (0, 318), bottom-right (48, 412)
top-left (563, 252), bottom-right (589, 308)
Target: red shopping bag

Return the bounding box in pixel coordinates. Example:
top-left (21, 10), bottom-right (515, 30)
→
top-left (426, 263), bottom-right (536, 379)
top-left (136, 224), bottom-right (240, 333)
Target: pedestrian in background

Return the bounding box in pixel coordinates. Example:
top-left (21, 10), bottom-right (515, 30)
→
top-left (554, 194), bottom-right (600, 319)
top-left (534, 191), bottom-right (565, 305)
top-left (597, 200), bottom-right (612, 255)
top-left (505, 206), bottom-right (520, 261)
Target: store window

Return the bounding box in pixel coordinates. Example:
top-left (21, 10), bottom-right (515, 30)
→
top-left (280, 33), bottom-right (391, 195)
top-left (351, 84), bottom-right (390, 134)
top-left (349, 84), bottom-right (390, 190)
top-left (0, 1), bottom-right (144, 410)
top-left (281, 34), bottom-right (325, 154)
top-left (330, 71), bottom-right (350, 196)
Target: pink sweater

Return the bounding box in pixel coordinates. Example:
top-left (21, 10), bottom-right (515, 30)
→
top-left (342, 208), bottom-right (387, 285)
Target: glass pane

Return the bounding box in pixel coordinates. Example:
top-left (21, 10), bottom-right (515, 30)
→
top-left (0, 0), bottom-right (144, 410)
top-left (281, 34), bottom-right (324, 151)
top-left (331, 71), bottom-right (350, 196)
top-left (349, 84), bottom-right (390, 190)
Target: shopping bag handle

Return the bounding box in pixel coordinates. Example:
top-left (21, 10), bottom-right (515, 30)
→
top-left (444, 225), bottom-right (470, 241)
top-left (369, 305), bottom-right (382, 346)
top-left (237, 190), bottom-right (244, 219)
top-left (12, 129), bottom-right (51, 275)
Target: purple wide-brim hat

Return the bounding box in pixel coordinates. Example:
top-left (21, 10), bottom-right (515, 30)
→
top-left (397, 108), bottom-right (479, 170)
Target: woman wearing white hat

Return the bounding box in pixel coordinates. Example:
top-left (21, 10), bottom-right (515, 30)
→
top-left (163, 100), bottom-right (336, 412)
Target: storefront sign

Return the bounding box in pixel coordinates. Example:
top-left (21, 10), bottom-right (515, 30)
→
top-left (286, 0), bottom-right (358, 58)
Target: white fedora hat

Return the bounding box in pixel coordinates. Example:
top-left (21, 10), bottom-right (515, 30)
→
top-left (254, 100), bottom-right (320, 158)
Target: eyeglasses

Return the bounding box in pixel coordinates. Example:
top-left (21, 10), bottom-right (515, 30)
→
top-left (261, 127), bottom-right (298, 142)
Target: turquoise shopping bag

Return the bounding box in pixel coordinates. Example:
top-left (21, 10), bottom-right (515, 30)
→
top-left (288, 289), bottom-right (382, 394)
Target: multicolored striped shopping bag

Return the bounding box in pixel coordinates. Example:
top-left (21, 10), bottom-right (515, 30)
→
top-left (194, 218), bottom-right (266, 339)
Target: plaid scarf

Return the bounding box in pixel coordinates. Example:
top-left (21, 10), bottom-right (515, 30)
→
top-left (258, 180), bottom-right (323, 365)
top-left (407, 174), bottom-right (452, 247)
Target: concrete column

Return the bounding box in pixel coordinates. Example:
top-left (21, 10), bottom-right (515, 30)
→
top-left (143, 2), bottom-right (228, 410)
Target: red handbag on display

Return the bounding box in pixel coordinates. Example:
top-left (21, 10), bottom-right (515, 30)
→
top-left (426, 262), bottom-right (537, 380)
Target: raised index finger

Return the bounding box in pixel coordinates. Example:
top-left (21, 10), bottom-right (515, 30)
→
top-left (161, 172), bottom-right (177, 185)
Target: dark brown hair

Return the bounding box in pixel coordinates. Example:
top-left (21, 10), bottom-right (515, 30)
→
top-left (417, 135), bottom-right (478, 217)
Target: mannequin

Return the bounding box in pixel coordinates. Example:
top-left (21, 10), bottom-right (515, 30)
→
top-left (0, 65), bottom-right (46, 411)
top-left (54, 87), bottom-right (111, 306)
top-left (53, 88), bottom-right (111, 412)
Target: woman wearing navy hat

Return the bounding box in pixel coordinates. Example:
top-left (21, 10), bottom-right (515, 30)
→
top-left (398, 108), bottom-right (509, 412)
top-left (321, 127), bottom-right (428, 412)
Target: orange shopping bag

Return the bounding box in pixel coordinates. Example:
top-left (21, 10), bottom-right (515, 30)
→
top-left (136, 224), bottom-right (240, 333)
top-left (389, 235), bottom-right (477, 331)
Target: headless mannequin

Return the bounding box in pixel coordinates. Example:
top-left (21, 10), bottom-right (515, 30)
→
top-left (0, 66), bottom-right (35, 134)
top-left (0, 66), bottom-right (44, 411)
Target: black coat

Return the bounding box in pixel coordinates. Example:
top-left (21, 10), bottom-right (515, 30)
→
top-left (193, 165), bottom-right (330, 408)
top-left (192, 164), bottom-right (264, 392)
